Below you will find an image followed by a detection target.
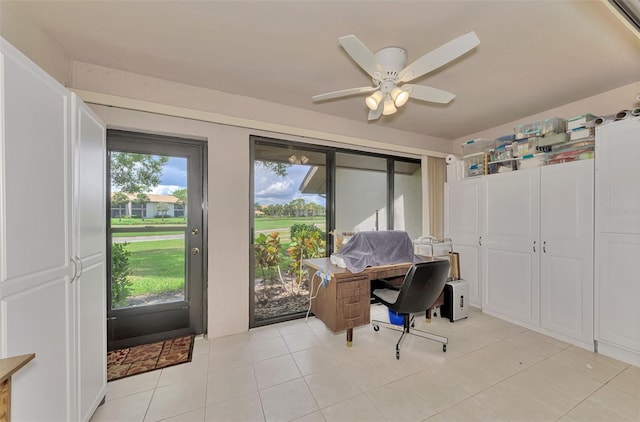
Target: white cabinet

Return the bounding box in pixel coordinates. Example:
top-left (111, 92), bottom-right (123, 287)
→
top-left (478, 160), bottom-right (594, 347)
top-left (72, 94), bottom-right (107, 421)
top-left (539, 160), bottom-right (594, 345)
top-left (0, 37), bottom-right (106, 421)
top-left (444, 177), bottom-right (482, 306)
top-left (595, 117), bottom-right (640, 366)
top-left (481, 169), bottom-right (541, 326)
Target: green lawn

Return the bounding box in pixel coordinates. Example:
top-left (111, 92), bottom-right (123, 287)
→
top-left (254, 216), bottom-right (325, 231)
top-left (111, 217), bottom-right (187, 226)
top-left (125, 239), bottom-right (185, 296)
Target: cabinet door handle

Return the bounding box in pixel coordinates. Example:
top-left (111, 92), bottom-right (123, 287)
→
top-left (70, 256), bottom-right (78, 283)
top-left (479, 236), bottom-right (482, 246)
top-left (533, 240), bottom-right (536, 253)
top-left (543, 241), bottom-right (547, 253)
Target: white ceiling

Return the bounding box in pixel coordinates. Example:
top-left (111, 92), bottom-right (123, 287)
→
top-left (13, 0), bottom-right (640, 140)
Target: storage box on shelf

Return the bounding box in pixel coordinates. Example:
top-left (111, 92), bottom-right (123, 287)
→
top-left (515, 117), bottom-right (566, 140)
top-left (462, 138), bottom-right (492, 178)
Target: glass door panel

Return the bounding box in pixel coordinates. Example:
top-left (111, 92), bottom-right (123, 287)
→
top-left (251, 140), bottom-right (328, 326)
top-left (394, 160), bottom-right (423, 240)
top-left (335, 152), bottom-right (388, 233)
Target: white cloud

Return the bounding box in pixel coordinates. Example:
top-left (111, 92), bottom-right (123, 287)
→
top-left (151, 185), bottom-right (183, 195)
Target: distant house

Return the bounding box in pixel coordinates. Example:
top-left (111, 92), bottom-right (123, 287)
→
top-left (111, 193), bottom-right (184, 218)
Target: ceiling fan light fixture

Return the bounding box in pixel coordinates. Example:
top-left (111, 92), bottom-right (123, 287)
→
top-left (288, 154), bottom-right (297, 164)
top-left (391, 87), bottom-right (409, 107)
top-left (300, 155), bottom-right (309, 164)
top-left (382, 97), bottom-right (397, 115)
top-left (366, 90), bottom-right (384, 110)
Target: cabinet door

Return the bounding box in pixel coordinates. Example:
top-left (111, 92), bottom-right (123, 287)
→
top-left (0, 39), bottom-right (73, 421)
top-left (596, 118), bottom-right (640, 234)
top-left (482, 169), bottom-right (540, 325)
top-left (445, 178), bottom-right (482, 245)
top-left (72, 95), bottom-right (107, 421)
top-left (445, 178), bottom-right (482, 307)
top-left (540, 160), bottom-right (594, 344)
top-left (596, 233), bottom-right (640, 352)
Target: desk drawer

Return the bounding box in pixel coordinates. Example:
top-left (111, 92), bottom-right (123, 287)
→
top-left (336, 278), bottom-right (370, 331)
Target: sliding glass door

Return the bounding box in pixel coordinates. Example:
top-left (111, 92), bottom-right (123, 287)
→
top-left (250, 137), bottom-right (422, 327)
top-left (251, 139), bottom-right (330, 326)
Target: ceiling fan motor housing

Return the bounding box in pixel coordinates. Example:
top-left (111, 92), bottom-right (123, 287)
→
top-left (373, 47), bottom-right (408, 84)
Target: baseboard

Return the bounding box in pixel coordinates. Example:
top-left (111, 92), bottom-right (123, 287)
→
top-left (596, 341), bottom-right (640, 367)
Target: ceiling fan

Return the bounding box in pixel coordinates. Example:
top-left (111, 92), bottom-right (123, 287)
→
top-left (312, 31), bottom-right (480, 121)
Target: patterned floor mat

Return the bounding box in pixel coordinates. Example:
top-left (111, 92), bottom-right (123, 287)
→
top-left (107, 334), bottom-right (195, 382)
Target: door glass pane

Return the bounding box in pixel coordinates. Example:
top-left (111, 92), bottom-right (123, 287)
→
top-left (394, 161), bottom-right (422, 240)
top-left (253, 143), bottom-right (327, 324)
top-left (335, 152), bottom-right (388, 235)
top-left (109, 153), bottom-right (188, 309)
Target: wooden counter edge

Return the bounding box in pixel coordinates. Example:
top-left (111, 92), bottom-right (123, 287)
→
top-left (0, 354), bottom-right (35, 384)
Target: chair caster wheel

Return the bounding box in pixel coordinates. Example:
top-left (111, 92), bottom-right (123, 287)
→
top-left (442, 344), bottom-right (447, 352)
top-left (373, 325), bottom-right (380, 331)
top-left (396, 351), bottom-right (400, 360)
top-left (411, 322), bottom-right (415, 328)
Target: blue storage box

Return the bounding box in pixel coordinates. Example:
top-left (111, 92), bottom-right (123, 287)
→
top-left (388, 309), bottom-right (404, 326)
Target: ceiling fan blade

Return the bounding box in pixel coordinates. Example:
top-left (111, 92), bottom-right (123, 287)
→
top-left (368, 102), bottom-right (383, 121)
top-left (339, 35), bottom-right (380, 78)
top-left (312, 86), bottom-right (378, 102)
top-left (398, 31), bottom-right (480, 83)
top-left (404, 84), bottom-right (456, 104)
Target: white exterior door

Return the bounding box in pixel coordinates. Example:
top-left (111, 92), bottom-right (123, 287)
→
top-left (482, 169), bottom-right (540, 325)
top-left (445, 178), bottom-right (482, 306)
top-left (539, 159), bottom-right (594, 345)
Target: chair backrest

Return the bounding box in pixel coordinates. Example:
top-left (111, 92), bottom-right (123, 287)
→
top-left (392, 259), bottom-right (450, 314)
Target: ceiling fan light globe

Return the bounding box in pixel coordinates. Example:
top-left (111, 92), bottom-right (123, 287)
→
top-left (366, 91), bottom-right (384, 110)
top-left (391, 88), bottom-right (409, 107)
top-left (382, 98), bottom-right (397, 115)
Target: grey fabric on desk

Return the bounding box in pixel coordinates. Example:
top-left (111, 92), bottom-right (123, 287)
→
top-left (332, 230), bottom-right (420, 273)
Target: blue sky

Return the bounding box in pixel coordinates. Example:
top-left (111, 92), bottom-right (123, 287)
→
top-left (152, 156), bottom-right (187, 195)
top-left (254, 164), bottom-right (325, 207)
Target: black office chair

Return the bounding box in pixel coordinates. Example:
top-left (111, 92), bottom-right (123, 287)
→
top-left (371, 259), bottom-right (449, 359)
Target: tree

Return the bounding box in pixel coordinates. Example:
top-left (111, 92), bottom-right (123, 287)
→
top-left (256, 160), bottom-right (288, 177)
top-left (111, 191), bottom-right (130, 220)
top-left (156, 202), bottom-right (169, 220)
top-left (110, 152), bottom-right (169, 194)
top-left (134, 193), bottom-right (150, 220)
top-left (173, 188), bottom-right (187, 220)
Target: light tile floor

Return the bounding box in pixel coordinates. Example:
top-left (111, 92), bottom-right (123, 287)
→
top-left (91, 306), bottom-right (640, 421)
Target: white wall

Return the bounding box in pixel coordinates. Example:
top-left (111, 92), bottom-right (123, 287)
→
top-left (0, 2), bottom-right (72, 86)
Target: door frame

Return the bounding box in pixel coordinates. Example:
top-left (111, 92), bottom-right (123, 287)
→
top-left (106, 130), bottom-right (208, 349)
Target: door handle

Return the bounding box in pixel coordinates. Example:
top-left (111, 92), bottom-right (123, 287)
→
top-left (533, 240), bottom-right (536, 253)
top-left (543, 241), bottom-right (547, 253)
top-left (191, 247), bottom-right (200, 255)
top-left (479, 236), bottom-right (482, 246)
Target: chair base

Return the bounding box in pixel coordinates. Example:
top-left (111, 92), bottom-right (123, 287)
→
top-left (372, 314), bottom-right (448, 359)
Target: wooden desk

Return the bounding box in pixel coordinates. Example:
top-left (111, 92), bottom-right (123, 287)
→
top-left (303, 257), bottom-right (443, 346)
top-left (0, 353), bottom-right (35, 422)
